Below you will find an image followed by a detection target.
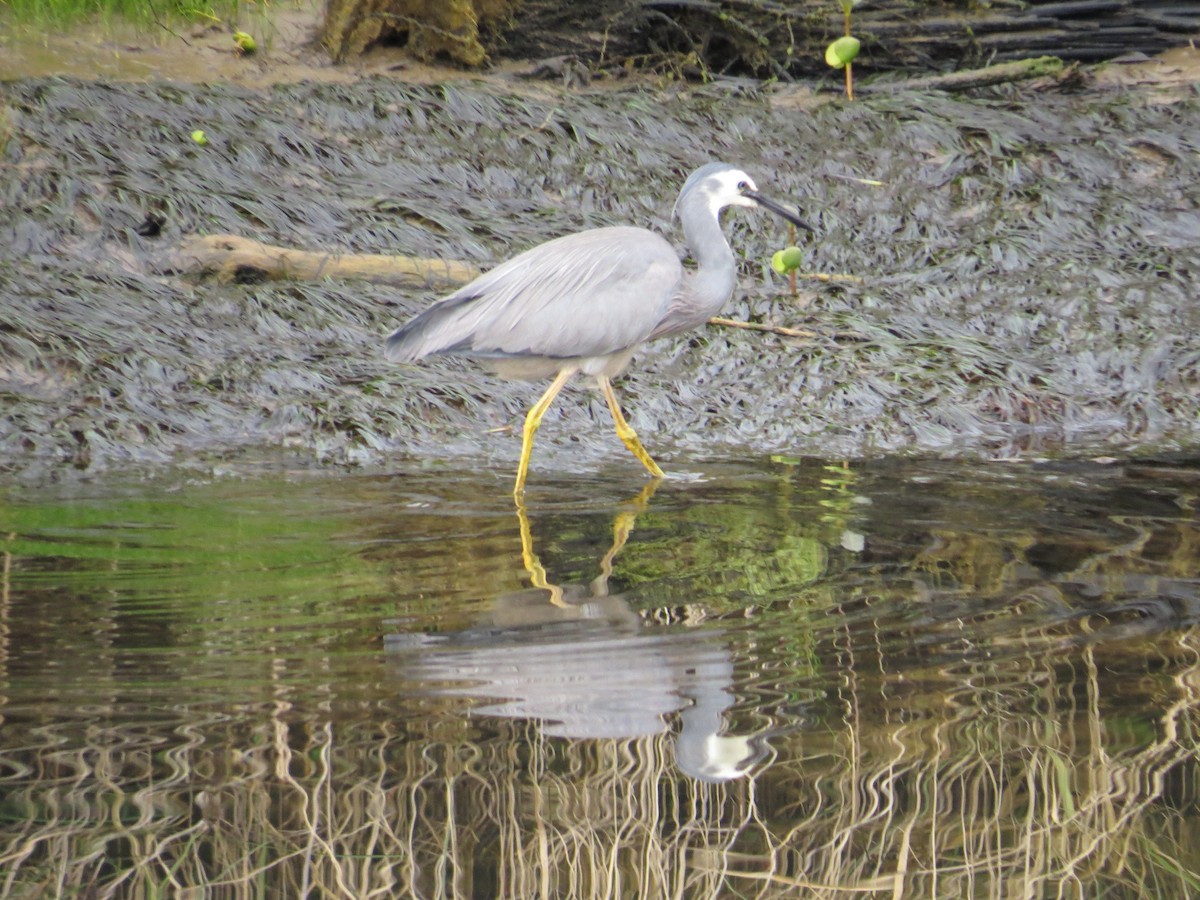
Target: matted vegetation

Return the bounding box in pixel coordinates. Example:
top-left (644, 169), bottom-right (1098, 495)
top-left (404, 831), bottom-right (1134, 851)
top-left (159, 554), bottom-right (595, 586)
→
top-left (0, 73), bottom-right (1197, 478)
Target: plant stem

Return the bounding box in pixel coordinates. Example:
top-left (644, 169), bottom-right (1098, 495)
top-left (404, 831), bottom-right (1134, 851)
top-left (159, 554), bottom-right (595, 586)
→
top-left (788, 224), bottom-right (797, 297)
top-left (843, 5), bottom-right (854, 100)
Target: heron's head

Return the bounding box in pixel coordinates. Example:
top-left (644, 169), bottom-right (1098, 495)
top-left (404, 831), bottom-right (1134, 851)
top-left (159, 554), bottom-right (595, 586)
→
top-left (674, 732), bottom-right (772, 784)
top-left (675, 162), bottom-right (812, 231)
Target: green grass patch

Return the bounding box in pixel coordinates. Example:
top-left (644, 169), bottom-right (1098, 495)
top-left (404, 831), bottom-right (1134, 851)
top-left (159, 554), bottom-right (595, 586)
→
top-left (0, 0), bottom-right (246, 31)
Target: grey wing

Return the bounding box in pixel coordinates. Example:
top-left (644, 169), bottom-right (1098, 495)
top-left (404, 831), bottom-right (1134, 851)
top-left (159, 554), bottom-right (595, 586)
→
top-left (385, 226), bottom-right (683, 362)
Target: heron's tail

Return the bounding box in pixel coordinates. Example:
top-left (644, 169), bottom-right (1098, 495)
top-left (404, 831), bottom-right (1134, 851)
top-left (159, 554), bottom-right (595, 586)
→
top-left (383, 319), bottom-right (429, 363)
top-left (384, 293), bottom-right (478, 362)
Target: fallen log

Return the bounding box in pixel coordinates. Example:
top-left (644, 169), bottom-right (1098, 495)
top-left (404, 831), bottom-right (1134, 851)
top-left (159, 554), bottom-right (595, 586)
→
top-left (166, 234), bottom-right (480, 288)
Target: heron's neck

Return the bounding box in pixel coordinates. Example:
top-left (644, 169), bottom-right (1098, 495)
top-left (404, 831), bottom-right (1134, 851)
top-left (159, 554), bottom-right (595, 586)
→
top-left (679, 195), bottom-right (737, 313)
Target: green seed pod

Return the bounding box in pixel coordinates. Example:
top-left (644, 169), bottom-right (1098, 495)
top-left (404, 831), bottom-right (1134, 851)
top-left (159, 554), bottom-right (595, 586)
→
top-left (234, 31), bottom-right (257, 54)
top-left (190, 129), bottom-right (209, 146)
top-left (780, 246), bottom-right (803, 270)
top-left (825, 35), bottom-right (861, 70)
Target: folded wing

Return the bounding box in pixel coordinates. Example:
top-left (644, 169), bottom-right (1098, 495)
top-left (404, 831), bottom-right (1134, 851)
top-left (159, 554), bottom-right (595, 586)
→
top-left (386, 226), bottom-right (683, 364)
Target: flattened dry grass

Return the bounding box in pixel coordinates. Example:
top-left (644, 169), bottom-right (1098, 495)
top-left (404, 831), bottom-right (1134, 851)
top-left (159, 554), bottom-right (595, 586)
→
top-left (0, 75), bottom-right (1197, 475)
top-left (1, 633), bottom-right (1197, 897)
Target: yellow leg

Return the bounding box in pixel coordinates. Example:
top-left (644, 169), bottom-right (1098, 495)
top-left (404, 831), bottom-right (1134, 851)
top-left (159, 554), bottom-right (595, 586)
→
top-left (514, 368), bottom-right (576, 498)
top-left (592, 480), bottom-right (662, 595)
top-left (519, 478), bottom-right (660, 608)
top-left (514, 495), bottom-right (566, 606)
top-left (598, 376), bottom-right (665, 478)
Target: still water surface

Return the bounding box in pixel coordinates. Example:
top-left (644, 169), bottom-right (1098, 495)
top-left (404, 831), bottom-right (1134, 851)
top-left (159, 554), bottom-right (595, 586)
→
top-left (1, 457), bottom-right (1198, 897)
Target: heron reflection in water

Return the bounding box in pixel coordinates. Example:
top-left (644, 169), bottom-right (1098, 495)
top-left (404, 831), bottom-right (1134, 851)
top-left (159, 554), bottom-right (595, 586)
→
top-left (384, 482), bottom-right (770, 783)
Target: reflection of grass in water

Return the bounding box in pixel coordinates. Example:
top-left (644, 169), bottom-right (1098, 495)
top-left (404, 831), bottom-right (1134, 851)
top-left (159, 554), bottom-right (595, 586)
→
top-left (3, 466), bottom-right (1199, 894)
top-left (1, 634), bottom-right (1197, 896)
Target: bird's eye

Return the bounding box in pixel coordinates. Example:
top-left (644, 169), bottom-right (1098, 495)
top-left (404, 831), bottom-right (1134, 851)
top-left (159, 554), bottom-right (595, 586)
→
top-left (737, 180), bottom-right (750, 192)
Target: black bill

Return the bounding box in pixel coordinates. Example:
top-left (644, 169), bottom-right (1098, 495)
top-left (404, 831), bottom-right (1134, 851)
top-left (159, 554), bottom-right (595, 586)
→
top-left (743, 189), bottom-right (815, 232)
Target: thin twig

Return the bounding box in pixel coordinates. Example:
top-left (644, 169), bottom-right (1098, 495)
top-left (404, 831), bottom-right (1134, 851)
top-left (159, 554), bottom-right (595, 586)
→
top-left (146, 0), bottom-right (191, 45)
top-left (708, 316), bottom-right (817, 338)
top-left (788, 223), bottom-right (796, 297)
top-left (796, 271), bottom-right (862, 283)
top-left (709, 316), bottom-right (869, 341)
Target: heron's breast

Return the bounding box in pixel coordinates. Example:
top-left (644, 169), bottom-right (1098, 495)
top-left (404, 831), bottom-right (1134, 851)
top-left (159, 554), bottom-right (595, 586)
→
top-left (483, 349), bottom-right (637, 381)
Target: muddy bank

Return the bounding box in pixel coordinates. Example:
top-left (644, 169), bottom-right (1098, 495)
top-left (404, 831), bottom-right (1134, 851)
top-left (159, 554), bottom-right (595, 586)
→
top-left (1, 67), bottom-right (1198, 479)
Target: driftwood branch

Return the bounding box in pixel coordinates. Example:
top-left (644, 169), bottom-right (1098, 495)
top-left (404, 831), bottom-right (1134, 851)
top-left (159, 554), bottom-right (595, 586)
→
top-left (709, 316), bottom-right (819, 339)
top-left (165, 234), bottom-right (480, 288)
top-left (709, 316), bottom-right (867, 342)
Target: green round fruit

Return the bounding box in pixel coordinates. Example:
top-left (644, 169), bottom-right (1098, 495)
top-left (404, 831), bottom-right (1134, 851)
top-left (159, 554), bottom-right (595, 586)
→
top-left (825, 35), bottom-right (861, 69)
top-left (234, 31), bottom-right (257, 54)
top-left (780, 245), bottom-right (803, 270)
top-left (771, 250), bottom-right (789, 275)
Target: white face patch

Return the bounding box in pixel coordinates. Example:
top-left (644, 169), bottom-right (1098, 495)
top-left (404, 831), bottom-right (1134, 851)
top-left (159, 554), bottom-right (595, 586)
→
top-left (703, 168), bottom-right (758, 217)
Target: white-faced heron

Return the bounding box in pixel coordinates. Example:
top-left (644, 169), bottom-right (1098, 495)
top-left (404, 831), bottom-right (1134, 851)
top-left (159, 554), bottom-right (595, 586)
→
top-left (385, 162), bottom-right (811, 496)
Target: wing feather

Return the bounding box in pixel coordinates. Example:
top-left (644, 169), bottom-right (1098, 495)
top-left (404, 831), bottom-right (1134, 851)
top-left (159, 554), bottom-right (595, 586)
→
top-left (386, 226), bottom-right (682, 362)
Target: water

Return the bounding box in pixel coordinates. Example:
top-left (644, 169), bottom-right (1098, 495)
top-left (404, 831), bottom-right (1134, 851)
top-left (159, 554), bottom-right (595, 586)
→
top-left (1, 457), bottom-right (1198, 897)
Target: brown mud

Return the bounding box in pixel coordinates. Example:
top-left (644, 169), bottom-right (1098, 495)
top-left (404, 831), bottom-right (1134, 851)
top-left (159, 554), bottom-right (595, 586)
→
top-left (0, 2), bottom-right (574, 89)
